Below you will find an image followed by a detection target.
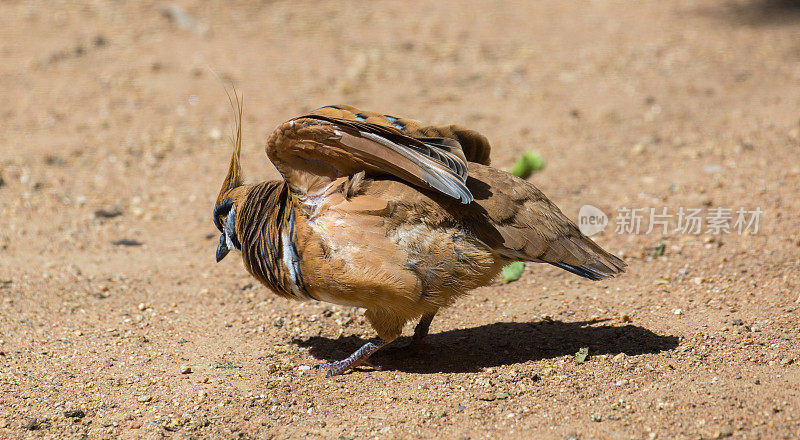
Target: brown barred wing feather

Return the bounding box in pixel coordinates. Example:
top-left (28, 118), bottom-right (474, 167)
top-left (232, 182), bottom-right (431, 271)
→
top-left (266, 114), bottom-right (474, 203)
top-left (310, 105), bottom-right (492, 165)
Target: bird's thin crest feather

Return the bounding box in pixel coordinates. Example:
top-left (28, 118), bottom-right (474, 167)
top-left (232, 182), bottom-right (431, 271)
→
top-left (214, 75), bottom-right (244, 205)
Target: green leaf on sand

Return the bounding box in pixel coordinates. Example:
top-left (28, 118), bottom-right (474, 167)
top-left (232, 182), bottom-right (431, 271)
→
top-left (509, 152), bottom-right (545, 179)
top-left (574, 346), bottom-right (589, 364)
top-left (502, 262), bottom-right (525, 283)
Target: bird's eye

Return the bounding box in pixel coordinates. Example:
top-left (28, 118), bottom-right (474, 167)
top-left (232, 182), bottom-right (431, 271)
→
top-left (213, 199), bottom-right (234, 233)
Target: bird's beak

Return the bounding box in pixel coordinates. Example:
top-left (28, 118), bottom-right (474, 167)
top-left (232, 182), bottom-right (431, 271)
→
top-left (216, 234), bottom-right (230, 262)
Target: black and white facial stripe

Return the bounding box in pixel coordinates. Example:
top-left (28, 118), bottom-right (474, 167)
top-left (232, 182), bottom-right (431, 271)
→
top-left (213, 198), bottom-right (239, 262)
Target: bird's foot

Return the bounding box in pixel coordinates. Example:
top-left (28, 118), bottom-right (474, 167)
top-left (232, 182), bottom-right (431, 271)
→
top-left (314, 339), bottom-right (385, 377)
top-left (314, 359), bottom-right (382, 377)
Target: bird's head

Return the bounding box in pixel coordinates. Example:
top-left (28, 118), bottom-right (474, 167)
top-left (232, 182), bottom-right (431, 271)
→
top-left (213, 192), bottom-right (244, 262)
top-left (213, 92), bottom-right (246, 263)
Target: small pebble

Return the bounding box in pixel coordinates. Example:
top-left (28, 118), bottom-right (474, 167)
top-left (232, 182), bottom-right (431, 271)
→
top-left (590, 413), bottom-right (602, 422)
top-left (180, 365), bottom-right (192, 374)
top-left (22, 418), bottom-right (41, 430)
top-left (63, 409), bottom-right (85, 418)
top-left (138, 395), bottom-right (152, 403)
top-left (715, 425), bottom-right (734, 438)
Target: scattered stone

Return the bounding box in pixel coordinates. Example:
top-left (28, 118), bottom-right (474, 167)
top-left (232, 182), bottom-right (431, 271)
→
top-left (495, 392), bottom-right (509, 400)
top-left (94, 208), bottom-right (122, 218)
top-left (160, 4), bottom-right (196, 29)
top-left (714, 425), bottom-right (734, 438)
top-left (477, 393), bottom-right (496, 401)
top-left (731, 319), bottom-right (743, 326)
top-left (138, 395), bottom-right (152, 403)
top-left (129, 420), bottom-right (142, 429)
top-left (112, 239), bottom-right (143, 246)
top-left (209, 128), bottom-right (222, 141)
top-left (754, 379), bottom-right (761, 385)
top-left (590, 413), bottom-right (602, 422)
top-left (22, 418), bottom-right (42, 430)
top-left (180, 365), bottom-right (192, 374)
top-left (44, 154), bottom-right (65, 166)
top-left (673, 309), bottom-right (682, 315)
top-left (63, 409), bottom-right (85, 419)
top-left (163, 418), bottom-right (182, 431)
top-left (781, 358), bottom-right (794, 366)
top-left (159, 3), bottom-right (206, 34)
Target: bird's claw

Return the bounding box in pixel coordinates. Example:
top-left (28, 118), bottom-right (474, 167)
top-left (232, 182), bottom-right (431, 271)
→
top-left (313, 359), bottom-right (382, 377)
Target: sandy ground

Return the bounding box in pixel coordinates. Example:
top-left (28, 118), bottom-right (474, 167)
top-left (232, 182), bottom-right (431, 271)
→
top-left (2, 0), bottom-right (800, 438)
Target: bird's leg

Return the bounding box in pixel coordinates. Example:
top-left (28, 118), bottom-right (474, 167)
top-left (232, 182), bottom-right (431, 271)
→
top-left (377, 310), bottom-right (438, 358)
top-left (410, 310), bottom-right (437, 347)
top-left (315, 338), bottom-right (389, 377)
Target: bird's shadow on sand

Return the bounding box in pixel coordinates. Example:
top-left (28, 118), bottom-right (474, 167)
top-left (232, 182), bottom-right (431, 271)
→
top-left (697, 0), bottom-right (800, 27)
top-left (293, 319), bottom-right (679, 374)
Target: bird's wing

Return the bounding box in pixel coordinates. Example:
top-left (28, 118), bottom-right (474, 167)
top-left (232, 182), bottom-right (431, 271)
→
top-left (464, 164), bottom-right (627, 279)
top-left (266, 113), bottom-right (474, 203)
top-left (310, 105), bottom-right (492, 165)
